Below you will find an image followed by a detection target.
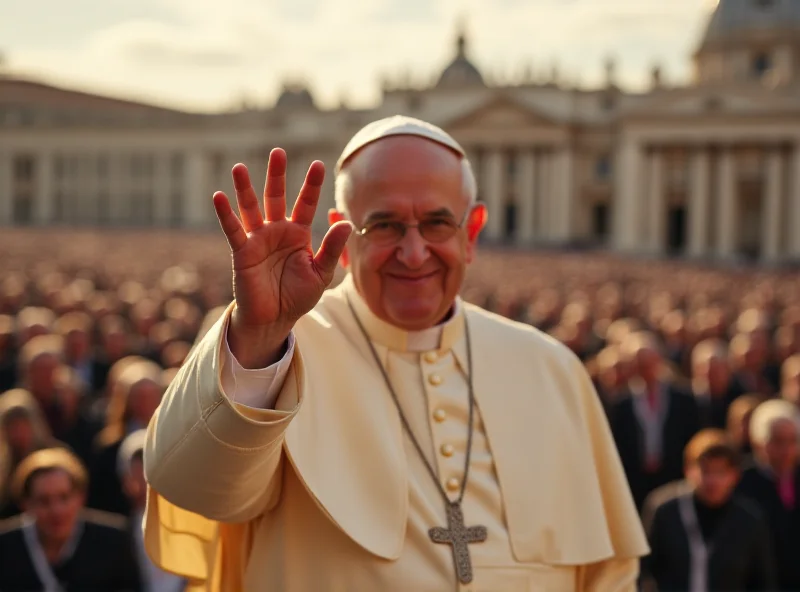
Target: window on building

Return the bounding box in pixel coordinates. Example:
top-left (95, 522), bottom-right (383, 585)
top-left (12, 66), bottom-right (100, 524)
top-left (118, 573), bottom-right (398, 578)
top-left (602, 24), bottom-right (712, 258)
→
top-left (753, 52), bottom-right (772, 78)
top-left (592, 203), bottom-right (609, 240)
top-left (595, 154), bottom-right (612, 180)
top-left (13, 156), bottom-right (35, 182)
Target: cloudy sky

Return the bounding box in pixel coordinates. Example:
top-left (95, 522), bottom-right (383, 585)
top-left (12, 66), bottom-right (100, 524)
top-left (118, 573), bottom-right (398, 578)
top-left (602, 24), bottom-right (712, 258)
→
top-left (0, 0), bottom-right (719, 112)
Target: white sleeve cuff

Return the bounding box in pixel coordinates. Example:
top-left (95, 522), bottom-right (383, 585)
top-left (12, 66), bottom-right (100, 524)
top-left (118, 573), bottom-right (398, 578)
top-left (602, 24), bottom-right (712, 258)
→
top-left (220, 330), bottom-right (296, 409)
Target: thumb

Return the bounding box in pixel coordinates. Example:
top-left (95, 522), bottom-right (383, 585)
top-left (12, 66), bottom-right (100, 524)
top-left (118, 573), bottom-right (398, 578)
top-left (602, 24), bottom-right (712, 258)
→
top-left (314, 220), bottom-right (353, 282)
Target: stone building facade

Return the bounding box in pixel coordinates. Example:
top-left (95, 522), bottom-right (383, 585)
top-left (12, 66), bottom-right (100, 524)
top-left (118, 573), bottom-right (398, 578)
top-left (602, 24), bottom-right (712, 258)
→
top-left (1, 0), bottom-right (799, 263)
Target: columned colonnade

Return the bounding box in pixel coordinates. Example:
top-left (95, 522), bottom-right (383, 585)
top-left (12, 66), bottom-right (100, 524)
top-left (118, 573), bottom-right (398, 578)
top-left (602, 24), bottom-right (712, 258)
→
top-left (614, 132), bottom-right (800, 261)
top-left (463, 144), bottom-right (574, 244)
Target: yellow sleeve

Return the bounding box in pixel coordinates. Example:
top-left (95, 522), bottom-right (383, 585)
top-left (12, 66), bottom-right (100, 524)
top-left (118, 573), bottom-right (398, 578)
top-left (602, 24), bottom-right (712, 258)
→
top-left (143, 303), bottom-right (304, 523)
top-left (577, 558), bottom-right (640, 592)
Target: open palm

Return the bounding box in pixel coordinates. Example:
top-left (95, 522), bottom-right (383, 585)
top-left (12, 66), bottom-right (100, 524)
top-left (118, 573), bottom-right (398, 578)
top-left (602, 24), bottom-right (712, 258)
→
top-left (213, 149), bottom-right (352, 335)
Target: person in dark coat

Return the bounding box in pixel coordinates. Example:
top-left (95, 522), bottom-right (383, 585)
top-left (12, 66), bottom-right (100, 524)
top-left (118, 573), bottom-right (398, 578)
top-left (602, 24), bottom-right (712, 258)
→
top-left (87, 359), bottom-right (163, 516)
top-left (642, 428), bottom-right (776, 592)
top-left (736, 399), bottom-right (800, 592)
top-left (690, 339), bottom-right (745, 429)
top-left (0, 447), bottom-right (141, 591)
top-left (609, 331), bottom-right (701, 511)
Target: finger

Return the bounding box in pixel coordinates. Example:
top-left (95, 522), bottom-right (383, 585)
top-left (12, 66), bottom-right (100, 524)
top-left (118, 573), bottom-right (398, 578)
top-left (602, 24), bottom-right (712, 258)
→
top-left (313, 220), bottom-right (353, 282)
top-left (231, 164), bottom-right (264, 233)
top-left (263, 148), bottom-right (287, 222)
top-left (291, 161), bottom-right (325, 227)
top-left (213, 192), bottom-right (247, 252)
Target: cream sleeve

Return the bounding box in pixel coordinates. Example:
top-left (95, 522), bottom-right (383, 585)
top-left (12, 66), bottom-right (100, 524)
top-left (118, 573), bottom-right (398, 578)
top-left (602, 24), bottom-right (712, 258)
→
top-left (143, 304), bottom-right (303, 523)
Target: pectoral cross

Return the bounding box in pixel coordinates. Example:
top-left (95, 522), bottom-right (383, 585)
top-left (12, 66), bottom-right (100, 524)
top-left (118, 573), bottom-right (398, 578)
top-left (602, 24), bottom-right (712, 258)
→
top-left (429, 502), bottom-right (487, 584)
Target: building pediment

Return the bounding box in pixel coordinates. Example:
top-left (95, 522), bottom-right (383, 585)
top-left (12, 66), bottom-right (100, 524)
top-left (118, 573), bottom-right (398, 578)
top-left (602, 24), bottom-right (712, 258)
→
top-left (443, 94), bottom-right (561, 132)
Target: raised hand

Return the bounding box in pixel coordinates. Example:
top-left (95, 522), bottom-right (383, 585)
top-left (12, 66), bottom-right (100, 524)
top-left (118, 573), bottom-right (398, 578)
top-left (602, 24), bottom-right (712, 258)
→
top-left (213, 149), bottom-right (352, 367)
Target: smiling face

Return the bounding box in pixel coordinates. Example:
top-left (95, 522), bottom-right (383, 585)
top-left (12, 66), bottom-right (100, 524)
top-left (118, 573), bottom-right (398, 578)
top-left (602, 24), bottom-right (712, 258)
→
top-left (330, 136), bottom-right (486, 331)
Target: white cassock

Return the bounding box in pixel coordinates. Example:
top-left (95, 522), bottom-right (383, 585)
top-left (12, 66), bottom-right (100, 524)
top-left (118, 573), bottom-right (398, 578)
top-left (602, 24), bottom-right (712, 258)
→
top-left (142, 274), bottom-right (649, 591)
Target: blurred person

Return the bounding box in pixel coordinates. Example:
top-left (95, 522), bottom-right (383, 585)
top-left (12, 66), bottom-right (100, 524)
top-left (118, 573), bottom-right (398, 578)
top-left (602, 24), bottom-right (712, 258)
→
top-left (54, 311), bottom-right (95, 391)
top-left (659, 309), bottom-right (689, 373)
top-left (147, 320), bottom-right (180, 365)
top-left (129, 299), bottom-right (161, 358)
top-left (89, 360), bottom-right (164, 516)
top-left (729, 333), bottom-right (776, 399)
top-left (93, 315), bottom-right (132, 396)
top-left (118, 430), bottom-right (187, 592)
top-left (0, 389), bottom-right (58, 518)
top-left (160, 340), bottom-right (190, 370)
top-left (609, 331), bottom-right (700, 510)
top-left (0, 315), bottom-right (15, 392)
top-left (0, 447), bottom-right (142, 591)
top-left (726, 394), bottom-right (761, 461)
top-left (737, 399), bottom-right (800, 590)
top-left (691, 339), bottom-right (744, 429)
top-left (774, 324), bottom-right (799, 366)
top-left (593, 346), bottom-right (628, 407)
top-left (642, 430), bottom-right (775, 591)
top-left (780, 354), bottom-right (800, 406)
top-left (15, 306), bottom-right (55, 348)
top-left (144, 119), bottom-right (647, 590)
top-left (18, 334), bottom-right (67, 437)
top-left (52, 365), bottom-right (101, 465)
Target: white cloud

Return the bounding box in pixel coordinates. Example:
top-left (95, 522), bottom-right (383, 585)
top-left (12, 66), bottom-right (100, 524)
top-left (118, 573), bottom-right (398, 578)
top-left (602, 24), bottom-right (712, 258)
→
top-left (3, 0), bottom-right (717, 110)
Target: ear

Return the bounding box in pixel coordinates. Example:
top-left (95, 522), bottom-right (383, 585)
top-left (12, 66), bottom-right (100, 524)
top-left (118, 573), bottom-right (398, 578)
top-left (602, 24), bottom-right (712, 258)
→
top-left (328, 209), bottom-right (350, 268)
top-left (464, 203), bottom-right (487, 264)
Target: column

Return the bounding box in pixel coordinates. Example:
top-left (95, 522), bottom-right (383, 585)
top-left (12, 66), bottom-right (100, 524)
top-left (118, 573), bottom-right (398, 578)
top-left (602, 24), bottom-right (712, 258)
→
top-left (109, 154), bottom-right (127, 224)
top-left (552, 146), bottom-right (574, 244)
top-left (515, 150), bottom-right (536, 244)
top-left (687, 148), bottom-right (710, 257)
top-left (537, 150), bottom-right (553, 241)
top-left (761, 148), bottom-right (783, 262)
top-left (184, 150), bottom-right (209, 228)
top-left (34, 152), bottom-right (54, 225)
top-left (715, 148), bottom-right (737, 258)
top-left (789, 142), bottom-right (800, 258)
top-left (0, 152), bottom-right (11, 224)
top-left (153, 152), bottom-right (172, 226)
top-left (612, 137), bottom-right (643, 251)
top-left (482, 149), bottom-right (506, 241)
top-left (646, 150), bottom-right (665, 254)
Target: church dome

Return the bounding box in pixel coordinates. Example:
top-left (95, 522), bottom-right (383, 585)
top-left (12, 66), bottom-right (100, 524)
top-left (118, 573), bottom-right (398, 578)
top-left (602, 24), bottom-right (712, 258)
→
top-left (436, 30), bottom-right (485, 89)
top-left (275, 82), bottom-right (315, 109)
top-left (699, 0), bottom-right (800, 50)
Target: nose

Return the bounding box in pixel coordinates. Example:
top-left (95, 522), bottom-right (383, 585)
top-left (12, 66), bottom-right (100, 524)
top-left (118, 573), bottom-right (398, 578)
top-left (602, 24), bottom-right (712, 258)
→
top-left (395, 227), bottom-right (430, 269)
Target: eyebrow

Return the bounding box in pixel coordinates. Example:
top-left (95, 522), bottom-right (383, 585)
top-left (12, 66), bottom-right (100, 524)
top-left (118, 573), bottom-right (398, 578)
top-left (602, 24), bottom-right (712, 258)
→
top-left (362, 208), bottom-right (455, 224)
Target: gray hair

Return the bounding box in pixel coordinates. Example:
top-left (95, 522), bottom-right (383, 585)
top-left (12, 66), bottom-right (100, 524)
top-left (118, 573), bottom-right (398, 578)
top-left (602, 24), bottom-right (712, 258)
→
top-left (117, 429), bottom-right (147, 478)
top-left (334, 156), bottom-right (478, 217)
top-left (749, 399), bottom-right (800, 448)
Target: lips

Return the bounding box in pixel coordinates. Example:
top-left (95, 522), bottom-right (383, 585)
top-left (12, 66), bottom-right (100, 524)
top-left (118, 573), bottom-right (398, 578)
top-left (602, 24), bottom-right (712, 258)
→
top-left (386, 270), bottom-right (439, 283)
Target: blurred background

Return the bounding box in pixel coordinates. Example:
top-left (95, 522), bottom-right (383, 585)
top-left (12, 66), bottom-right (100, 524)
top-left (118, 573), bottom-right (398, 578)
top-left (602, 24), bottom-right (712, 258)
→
top-left (1, 0), bottom-right (799, 590)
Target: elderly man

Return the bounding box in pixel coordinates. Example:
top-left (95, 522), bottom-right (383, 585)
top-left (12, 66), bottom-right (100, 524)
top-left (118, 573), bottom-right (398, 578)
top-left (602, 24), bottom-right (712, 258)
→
top-left (737, 399), bottom-right (800, 591)
top-left (143, 116), bottom-right (647, 591)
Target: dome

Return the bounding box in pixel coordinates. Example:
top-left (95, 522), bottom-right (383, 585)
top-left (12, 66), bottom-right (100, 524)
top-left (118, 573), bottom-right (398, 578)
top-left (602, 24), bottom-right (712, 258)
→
top-left (699, 0), bottom-right (800, 50)
top-left (436, 31), bottom-right (485, 89)
top-left (275, 83), bottom-right (315, 109)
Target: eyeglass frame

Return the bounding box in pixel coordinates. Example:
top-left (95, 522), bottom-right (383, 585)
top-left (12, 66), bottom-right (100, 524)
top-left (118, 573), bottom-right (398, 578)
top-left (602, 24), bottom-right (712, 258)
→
top-left (348, 204), bottom-right (476, 245)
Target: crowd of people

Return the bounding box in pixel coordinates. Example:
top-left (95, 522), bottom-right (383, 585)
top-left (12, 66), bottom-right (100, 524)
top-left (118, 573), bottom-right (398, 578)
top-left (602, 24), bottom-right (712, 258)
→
top-left (0, 228), bottom-right (798, 591)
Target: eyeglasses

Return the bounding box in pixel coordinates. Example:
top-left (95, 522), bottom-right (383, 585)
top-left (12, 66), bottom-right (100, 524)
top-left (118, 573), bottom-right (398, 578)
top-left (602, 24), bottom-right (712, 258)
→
top-left (352, 208), bottom-right (471, 246)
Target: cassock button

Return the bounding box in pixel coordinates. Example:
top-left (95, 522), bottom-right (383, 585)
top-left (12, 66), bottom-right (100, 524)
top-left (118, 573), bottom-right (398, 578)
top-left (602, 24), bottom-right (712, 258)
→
top-left (440, 443), bottom-right (455, 457)
top-left (428, 374), bottom-right (443, 386)
top-left (433, 408), bottom-right (447, 423)
top-left (424, 351), bottom-right (438, 364)
top-left (446, 477), bottom-right (460, 492)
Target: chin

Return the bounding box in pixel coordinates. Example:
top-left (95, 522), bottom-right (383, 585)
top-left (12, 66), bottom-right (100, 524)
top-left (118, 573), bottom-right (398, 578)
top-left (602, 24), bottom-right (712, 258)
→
top-left (386, 301), bottom-right (442, 329)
